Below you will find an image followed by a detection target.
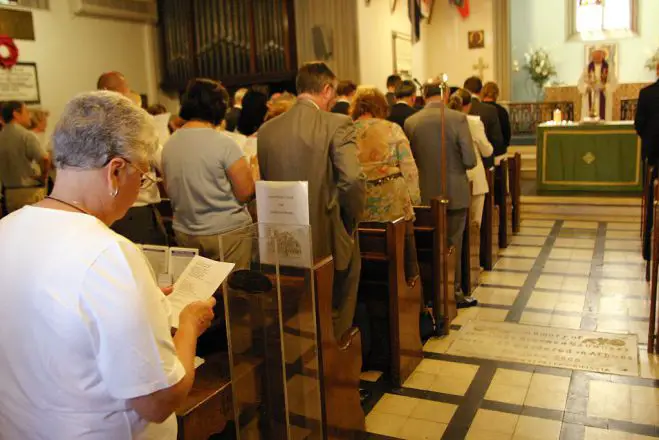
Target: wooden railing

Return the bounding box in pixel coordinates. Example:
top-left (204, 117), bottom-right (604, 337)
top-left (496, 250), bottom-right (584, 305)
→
top-left (504, 101), bottom-right (574, 136)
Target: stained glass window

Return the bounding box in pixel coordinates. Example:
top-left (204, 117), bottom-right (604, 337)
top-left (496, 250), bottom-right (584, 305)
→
top-left (576, 0), bottom-right (631, 33)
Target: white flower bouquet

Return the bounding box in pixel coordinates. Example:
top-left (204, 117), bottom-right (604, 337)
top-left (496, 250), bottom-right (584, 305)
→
top-left (523, 47), bottom-right (557, 91)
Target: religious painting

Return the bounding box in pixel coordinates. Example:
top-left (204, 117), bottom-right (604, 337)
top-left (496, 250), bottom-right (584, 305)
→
top-left (468, 30), bottom-right (485, 49)
top-left (585, 43), bottom-right (618, 76)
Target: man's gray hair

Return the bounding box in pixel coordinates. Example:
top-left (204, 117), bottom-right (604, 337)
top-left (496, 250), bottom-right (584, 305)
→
top-left (53, 91), bottom-right (157, 170)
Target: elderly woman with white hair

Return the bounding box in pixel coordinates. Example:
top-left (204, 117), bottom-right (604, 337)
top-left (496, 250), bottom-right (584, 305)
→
top-left (0, 91), bottom-right (215, 439)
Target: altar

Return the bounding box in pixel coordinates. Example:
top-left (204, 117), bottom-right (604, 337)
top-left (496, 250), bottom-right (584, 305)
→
top-left (536, 121), bottom-right (642, 193)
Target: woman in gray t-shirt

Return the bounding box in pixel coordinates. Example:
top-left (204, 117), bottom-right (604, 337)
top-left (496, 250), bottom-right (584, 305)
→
top-left (162, 79), bottom-right (255, 267)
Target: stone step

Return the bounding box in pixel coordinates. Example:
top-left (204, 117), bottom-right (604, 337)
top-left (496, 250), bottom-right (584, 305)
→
top-left (521, 195), bottom-right (641, 221)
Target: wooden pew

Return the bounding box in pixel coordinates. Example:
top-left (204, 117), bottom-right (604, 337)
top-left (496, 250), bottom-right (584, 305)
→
top-left (414, 198), bottom-right (458, 335)
top-left (305, 257), bottom-right (365, 438)
top-left (358, 219), bottom-right (423, 387)
top-left (649, 180), bottom-right (659, 353)
top-left (481, 168), bottom-right (500, 271)
top-left (462, 218), bottom-right (481, 296)
top-left (642, 163), bottom-right (655, 281)
top-left (509, 152), bottom-right (522, 234)
top-left (650, 181), bottom-right (659, 353)
top-left (462, 188), bottom-right (482, 295)
top-left (496, 160), bottom-right (514, 248)
top-left (176, 354), bottom-right (233, 440)
top-left (641, 161), bottom-right (652, 239)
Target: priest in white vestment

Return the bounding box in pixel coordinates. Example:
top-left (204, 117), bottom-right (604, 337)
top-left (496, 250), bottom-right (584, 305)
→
top-left (577, 48), bottom-right (618, 121)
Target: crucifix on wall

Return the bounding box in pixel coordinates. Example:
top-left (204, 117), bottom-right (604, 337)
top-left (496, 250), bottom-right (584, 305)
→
top-left (472, 57), bottom-right (489, 79)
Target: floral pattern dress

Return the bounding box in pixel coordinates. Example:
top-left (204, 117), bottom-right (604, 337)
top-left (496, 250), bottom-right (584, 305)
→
top-left (354, 118), bottom-right (421, 222)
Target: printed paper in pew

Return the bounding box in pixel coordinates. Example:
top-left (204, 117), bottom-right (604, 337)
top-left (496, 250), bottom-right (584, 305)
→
top-left (168, 247), bottom-right (199, 283)
top-left (255, 181), bottom-right (312, 268)
top-left (141, 244), bottom-right (169, 278)
top-left (168, 255), bottom-right (235, 328)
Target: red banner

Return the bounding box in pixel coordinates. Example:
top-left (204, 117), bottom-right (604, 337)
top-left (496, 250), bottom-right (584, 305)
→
top-left (451, 0), bottom-right (470, 18)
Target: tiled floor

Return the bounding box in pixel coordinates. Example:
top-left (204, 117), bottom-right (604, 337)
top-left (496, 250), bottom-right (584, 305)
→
top-left (362, 216), bottom-right (659, 440)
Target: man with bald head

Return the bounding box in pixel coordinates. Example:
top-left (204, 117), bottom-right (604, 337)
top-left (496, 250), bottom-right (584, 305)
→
top-left (97, 71), bottom-right (130, 96)
top-left (96, 71), bottom-right (168, 246)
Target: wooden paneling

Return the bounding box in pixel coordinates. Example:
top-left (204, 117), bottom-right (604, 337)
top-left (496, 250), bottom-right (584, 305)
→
top-left (0, 8), bottom-right (35, 40)
top-left (159, 0), bottom-right (297, 91)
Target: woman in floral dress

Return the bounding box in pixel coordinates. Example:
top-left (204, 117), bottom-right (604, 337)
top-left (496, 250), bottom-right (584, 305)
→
top-left (351, 86), bottom-right (422, 285)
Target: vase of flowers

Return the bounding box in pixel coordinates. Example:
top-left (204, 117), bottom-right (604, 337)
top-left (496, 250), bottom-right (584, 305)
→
top-left (645, 49), bottom-right (659, 71)
top-left (523, 47), bottom-right (557, 101)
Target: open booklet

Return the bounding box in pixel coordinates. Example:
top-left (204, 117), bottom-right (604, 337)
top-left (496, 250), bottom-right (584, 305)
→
top-left (138, 245), bottom-right (234, 327)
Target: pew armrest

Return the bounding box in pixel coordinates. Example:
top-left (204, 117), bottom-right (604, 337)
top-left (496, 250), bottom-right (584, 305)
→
top-left (337, 326), bottom-right (361, 351)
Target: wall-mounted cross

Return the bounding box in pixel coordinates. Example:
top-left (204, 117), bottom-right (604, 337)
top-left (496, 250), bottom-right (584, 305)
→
top-left (472, 57), bottom-right (490, 79)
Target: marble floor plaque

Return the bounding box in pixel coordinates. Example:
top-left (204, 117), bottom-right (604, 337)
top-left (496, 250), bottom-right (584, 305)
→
top-left (447, 321), bottom-right (639, 376)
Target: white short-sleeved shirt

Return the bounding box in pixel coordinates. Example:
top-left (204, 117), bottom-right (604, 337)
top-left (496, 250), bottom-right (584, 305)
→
top-left (0, 206), bottom-right (185, 439)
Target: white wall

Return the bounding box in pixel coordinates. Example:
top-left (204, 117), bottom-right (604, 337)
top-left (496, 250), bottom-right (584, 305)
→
top-left (356, 0), bottom-right (427, 90)
top-left (510, 0), bottom-right (659, 101)
top-left (422, 0), bottom-right (495, 87)
top-left (13, 3), bottom-right (158, 135)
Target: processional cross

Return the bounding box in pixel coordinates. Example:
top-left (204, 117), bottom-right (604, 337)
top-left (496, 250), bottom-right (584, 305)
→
top-left (472, 57), bottom-right (489, 79)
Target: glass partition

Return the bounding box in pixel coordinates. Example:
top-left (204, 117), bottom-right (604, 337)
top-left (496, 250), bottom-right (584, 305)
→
top-left (219, 223), bottom-right (322, 440)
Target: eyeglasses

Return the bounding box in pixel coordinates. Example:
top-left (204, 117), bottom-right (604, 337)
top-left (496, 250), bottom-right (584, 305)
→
top-left (122, 158), bottom-right (162, 189)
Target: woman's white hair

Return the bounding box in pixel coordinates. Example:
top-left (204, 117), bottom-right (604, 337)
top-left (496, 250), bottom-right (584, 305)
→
top-left (53, 91), bottom-right (157, 170)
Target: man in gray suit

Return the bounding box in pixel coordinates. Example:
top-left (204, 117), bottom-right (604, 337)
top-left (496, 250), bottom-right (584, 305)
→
top-left (258, 62), bottom-right (367, 338)
top-left (464, 76), bottom-right (504, 169)
top-left (404, 80), bottom-right (478, 308)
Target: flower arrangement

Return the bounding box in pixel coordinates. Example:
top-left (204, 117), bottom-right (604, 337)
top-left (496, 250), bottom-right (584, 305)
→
top-left (523, 47), bottom-right (557, 92)
top-left (645, 48), bottom-right (659, 71)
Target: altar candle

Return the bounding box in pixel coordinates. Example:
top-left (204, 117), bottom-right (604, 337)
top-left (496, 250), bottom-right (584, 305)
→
top-left (553, 108), bottom-right (562, 123)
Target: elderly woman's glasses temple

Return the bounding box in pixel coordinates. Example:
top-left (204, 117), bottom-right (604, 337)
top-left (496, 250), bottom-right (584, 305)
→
top-left (123, 159), bottom-right (162, 189)
top-left (102, 156), bottom-right (162, 189)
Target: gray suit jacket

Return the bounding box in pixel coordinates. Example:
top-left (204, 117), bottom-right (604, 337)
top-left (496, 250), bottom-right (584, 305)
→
top-left (469, 97), bottom-right (504, 160)
top-left (404, 102), bottom-right (477, 210)
top-left (257, 100), bottom-right (366, 270)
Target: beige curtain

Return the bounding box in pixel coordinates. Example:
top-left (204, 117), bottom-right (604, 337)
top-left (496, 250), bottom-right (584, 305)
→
top-left (294, 0), bottom-right (361, 82)
top-left (492, 0), bottom-right (511, 101)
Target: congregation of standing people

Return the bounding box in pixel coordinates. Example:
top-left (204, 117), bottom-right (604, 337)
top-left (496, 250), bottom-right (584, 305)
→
top-left (0, 62), bottom-right (512, 439)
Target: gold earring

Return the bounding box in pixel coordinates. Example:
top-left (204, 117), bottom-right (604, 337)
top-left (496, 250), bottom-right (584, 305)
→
top-left (110, 187), bottom-right (118, 198)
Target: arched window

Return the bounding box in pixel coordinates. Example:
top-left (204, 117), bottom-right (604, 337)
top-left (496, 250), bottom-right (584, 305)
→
top-left (569, 0), bottom-right (637, 40)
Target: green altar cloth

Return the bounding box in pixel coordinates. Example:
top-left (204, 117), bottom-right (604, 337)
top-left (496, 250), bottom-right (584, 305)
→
top-left (536, 121), bottom-right (642, 192)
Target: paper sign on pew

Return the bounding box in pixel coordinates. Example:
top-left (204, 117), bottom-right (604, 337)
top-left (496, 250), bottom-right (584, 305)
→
top-left (255, 181), bottom-right (312, 268)
top-left (139, 245), bottom-right (199, 287)
top-left (167, 255), bottom-right (234, 328)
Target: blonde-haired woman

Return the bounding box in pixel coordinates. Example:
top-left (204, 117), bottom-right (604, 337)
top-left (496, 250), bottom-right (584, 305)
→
top-left (448, 88), bottom-right (493, 226)
top-left (351, 86), bottom-right (421, 285)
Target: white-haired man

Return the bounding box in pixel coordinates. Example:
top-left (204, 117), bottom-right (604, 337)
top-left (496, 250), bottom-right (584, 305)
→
top-left (578, 48), bottom-right (618, 121)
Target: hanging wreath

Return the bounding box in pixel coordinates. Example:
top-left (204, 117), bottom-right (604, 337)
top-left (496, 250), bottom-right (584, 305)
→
top-left (0, 36), bottom-right (19, 69)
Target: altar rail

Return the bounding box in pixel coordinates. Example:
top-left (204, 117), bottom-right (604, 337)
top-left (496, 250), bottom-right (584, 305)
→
top-left (505, 99), bottom-right (638, 138)
top-left (505, 101), bottom-right (574, 136)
